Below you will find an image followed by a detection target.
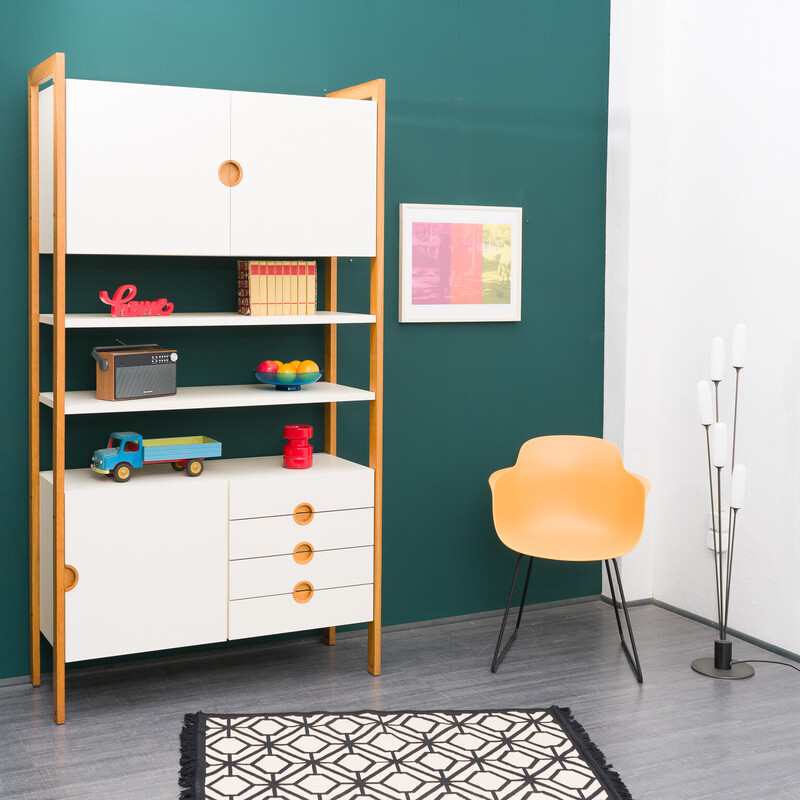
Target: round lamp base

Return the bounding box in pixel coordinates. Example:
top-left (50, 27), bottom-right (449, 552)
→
top-left (691, 657), bottom-right (755, 680)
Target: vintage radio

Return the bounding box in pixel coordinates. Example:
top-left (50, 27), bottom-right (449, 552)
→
top-left (91, 344), bottom-right (178, 401)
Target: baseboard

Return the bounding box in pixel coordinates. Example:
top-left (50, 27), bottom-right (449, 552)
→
top-left (652, 599), bottom-right (800, 665)
top-left (599, 594), bottom-right (653, 609)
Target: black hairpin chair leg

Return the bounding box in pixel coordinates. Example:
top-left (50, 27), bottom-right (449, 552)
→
top-left (491, 555), bottom-right (534, 673)
top-left (605, 558), bottom-right (643, 683)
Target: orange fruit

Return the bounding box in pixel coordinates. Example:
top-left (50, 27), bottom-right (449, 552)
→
top-left (288, 360), bottom-right (302, 370)
top-left (276, 363), bottom-right (296, 384)
top-left (298, 360), bottom-right (319, 373)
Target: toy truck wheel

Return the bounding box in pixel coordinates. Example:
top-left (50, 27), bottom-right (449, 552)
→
top-left (113, 463), bottom-right (133, 483)
top-left (186, 459), bottom-right (204, 477)
top-left (170, 462), bottom-right (185, 471)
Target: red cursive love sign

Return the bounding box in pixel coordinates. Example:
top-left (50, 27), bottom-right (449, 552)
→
top-left (99, 285), bottom-right (174, 317)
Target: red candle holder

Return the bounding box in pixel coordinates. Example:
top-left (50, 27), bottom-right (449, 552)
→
top-left (283, 424), bottom-right (313, 469)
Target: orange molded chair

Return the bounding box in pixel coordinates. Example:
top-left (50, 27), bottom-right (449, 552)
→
top-left (489, 435), bottom-right (650, 681)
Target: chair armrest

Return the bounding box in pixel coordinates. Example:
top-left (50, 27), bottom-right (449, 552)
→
top-left (489, 467), bottom-right (513, 492)
top-left (630, 471), bottom-right (651, 497)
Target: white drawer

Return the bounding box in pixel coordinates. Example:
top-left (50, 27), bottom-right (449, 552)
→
top-left (229, 583), bottom-right (373, 640)
top-left (229, 546), bottom-right (373, 600)
top-left (229, 508), bottom-right (373, 560)
top-left (228, 455), bottom-right (373, 520)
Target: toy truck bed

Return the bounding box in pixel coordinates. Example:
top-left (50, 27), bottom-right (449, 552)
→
top-left (142, 435), bottom-right (222, 464)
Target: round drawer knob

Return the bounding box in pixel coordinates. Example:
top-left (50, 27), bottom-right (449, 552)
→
top-left (293, 581), bottom-right (314, 604)
top-left (218, 160), bottom-right (243, 187)
top-left (293, 542), bottom-right (314, 565)
top-left (293, 503), bottom-right (315, 525)
top-left (64, 565), bottom-right (79, 592)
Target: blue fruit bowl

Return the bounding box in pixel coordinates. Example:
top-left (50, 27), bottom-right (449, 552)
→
top-left (253, 370), bottom-right (322, 391)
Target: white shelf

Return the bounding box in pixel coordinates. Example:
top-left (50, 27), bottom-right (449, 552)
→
top-left (39, 382), bottom-right (374, 415)
top-left (39, 311), bottom-right (375, 328)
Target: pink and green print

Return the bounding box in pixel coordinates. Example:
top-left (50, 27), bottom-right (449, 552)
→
top-left (411, 222), bottom-right (512, 305)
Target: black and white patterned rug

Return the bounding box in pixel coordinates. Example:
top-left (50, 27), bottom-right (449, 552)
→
top-left (179, 708), bottom-right (632, 799)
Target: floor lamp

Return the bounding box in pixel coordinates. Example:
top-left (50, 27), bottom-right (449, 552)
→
top-left (692, 324), bottom-right (753, 680)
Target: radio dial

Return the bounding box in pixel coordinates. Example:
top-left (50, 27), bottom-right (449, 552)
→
top-left (170, 352), bottom-right (178, 362)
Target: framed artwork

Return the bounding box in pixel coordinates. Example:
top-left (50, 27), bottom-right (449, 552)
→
top-left (399, 204), bottom-right (522, 323)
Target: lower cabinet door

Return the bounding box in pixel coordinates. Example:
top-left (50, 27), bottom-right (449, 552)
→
top-left (229, 584), bottom-right (373, 640)
top-left (57, 475), bottom-right (228, 662)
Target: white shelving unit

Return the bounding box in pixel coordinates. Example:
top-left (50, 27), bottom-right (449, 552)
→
top-left (28, 53), bottom-right (386, 724)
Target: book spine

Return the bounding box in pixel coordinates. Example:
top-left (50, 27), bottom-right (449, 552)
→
top-left (250, 261), bottom-right (261, 316)
top-left (298, 262), bottom-right (307, 314)
top-left (267, 262), bottom-right (276, 316)
top-left (237, 260), bottom-right (252, 315)
top-left (282, 261), bottom-right (291, 315)
top-left (307, 262), bottom-right (316, 315)
top-left (258, 262), bottom-right (268, 316)
top-left (290, 261), bottom-right (299, 315)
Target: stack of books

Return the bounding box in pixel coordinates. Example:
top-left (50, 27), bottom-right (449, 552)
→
top-left (237, 260), bottom-right (317, 316)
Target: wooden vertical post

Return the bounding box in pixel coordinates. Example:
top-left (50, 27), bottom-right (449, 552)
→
top-left (27, 67), bottom-right (41, 689)
top-left (28, 54), bottom-right (66, 719)
top-left (327, 79), bottom-right (385, 675)
top-left (323, 255), bottom-right (338, 647)
top-left (52, 53), bottom-right (67, 725)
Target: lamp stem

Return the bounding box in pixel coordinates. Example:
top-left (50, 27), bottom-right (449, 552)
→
top-left (713, 380), bottom-right (721, 423)
top-left (723, 508), bottom-right (739, 637)
top-left (731, 368), bottom-right (741, 469)
top-left (716, 466), bottom-right (725, 639)
top-left (705, 425), bottom-right (723, 634)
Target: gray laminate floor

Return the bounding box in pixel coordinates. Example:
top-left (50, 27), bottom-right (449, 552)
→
top-left (1, 601), bottom-right (799, 799)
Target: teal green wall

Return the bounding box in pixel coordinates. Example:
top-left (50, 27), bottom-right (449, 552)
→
top-left (0, 1), bottom-right (610, 679)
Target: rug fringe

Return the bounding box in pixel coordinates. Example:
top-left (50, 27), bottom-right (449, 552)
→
top-left (554, 706), bottom-right (634, 800)
top-left (179, 712), bottom-right (200, 800)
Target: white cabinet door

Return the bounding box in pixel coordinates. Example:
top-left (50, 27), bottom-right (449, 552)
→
top-left (230, 90), bottom-right (377, 257)
top-left (60, 473), bottom-right (228, 662)
top-left (63, 79), bottom-right (231, 256)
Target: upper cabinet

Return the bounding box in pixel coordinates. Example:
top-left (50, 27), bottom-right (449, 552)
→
top-left (230, 90), bottom-right (377, 258)
top-left (39, 79), bottom-right (377, 258)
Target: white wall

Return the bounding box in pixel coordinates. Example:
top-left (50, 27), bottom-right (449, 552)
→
top-left (607, 0), bottom-right (800, 655)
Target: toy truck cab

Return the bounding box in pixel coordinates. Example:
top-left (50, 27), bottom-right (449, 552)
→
top-left (91, 432), bottom-right (144, 481)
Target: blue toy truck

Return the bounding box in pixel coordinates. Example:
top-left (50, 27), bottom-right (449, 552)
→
top-left (91, 432), bottom-right (222, 482)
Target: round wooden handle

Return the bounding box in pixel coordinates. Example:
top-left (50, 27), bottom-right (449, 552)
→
top-left (292, 581), bottom-right (314, 604)
top-left (293, 542), bottom-right (314, 565)
top-left (218, 160), bottom-right (243, 187)
top-left (65, 565), bottom-right (79, 592)
top-left (293, 503), bottom-right (315, 525)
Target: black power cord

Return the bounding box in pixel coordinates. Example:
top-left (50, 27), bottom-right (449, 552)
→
top-left (733, 659), bottom-right (800, 673)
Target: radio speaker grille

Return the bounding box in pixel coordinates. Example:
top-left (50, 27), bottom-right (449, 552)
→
top-left (115, 363), bottom-right (177, 399)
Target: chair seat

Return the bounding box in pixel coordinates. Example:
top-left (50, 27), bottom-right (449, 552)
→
top-left (502, 515), bottom-right (641, 562)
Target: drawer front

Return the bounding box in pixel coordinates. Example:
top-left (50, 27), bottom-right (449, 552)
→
top-left (229, 463), bottom-right (373, 520)
top-left (229, 584), bottom-right (373, 640)
top-left (229, 508), bottom-right (373, 560)
top-left (229, 546), bottom-right (373, 600)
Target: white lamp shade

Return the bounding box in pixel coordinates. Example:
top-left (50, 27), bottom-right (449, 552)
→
top-left (732, 323), bottom-right (747, 368)
top-left (710, 337), bottom-right (726, 381)
top-left (697, 381), bottom-right (714, 425)
top-left (731, 464), bottom-right (746, 509)
top-left (712, 422), bottom-right (727, 467)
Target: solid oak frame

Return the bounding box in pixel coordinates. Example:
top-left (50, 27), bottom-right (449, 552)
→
top-left (325, 80), bottom-right (385, 672)
top-left (28, 52), bottom-right (66, 725)
top-left (28, 55), bottom-right (385, 722)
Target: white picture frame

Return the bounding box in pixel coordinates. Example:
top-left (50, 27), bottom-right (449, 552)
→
top-left (399, 203), bottom-right (522, 323)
